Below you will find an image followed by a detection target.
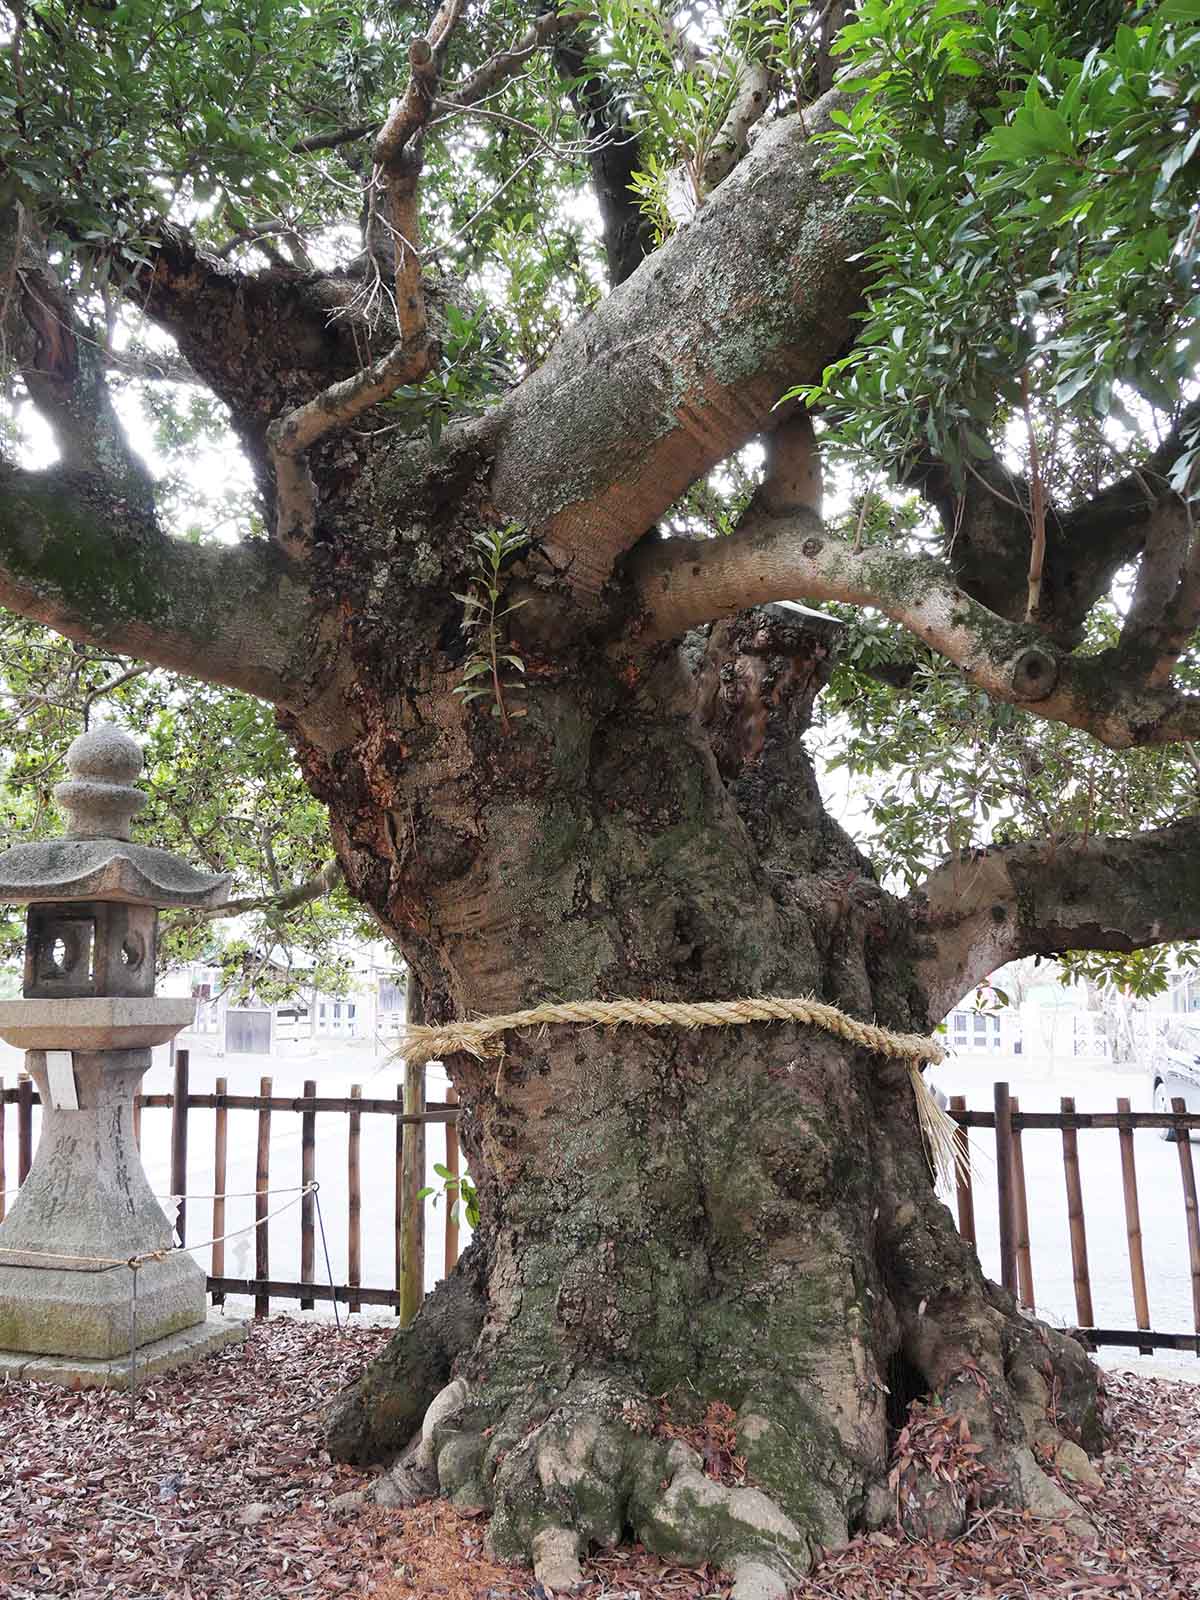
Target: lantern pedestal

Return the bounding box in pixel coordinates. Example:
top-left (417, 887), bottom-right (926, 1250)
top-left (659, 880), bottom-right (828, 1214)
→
top-left (0, 1016), bottom-right (246, 1377)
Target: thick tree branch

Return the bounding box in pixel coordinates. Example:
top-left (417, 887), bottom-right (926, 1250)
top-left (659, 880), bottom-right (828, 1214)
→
top-left (488, 88), bottom-right (868, 595)
top-left (1119, 494), bottom-right (1200, 683)
top-left (910, 820), bottom-right (1200, 1021)
top-left (129, 225), bottom-right (386, 466)
top-left (755, 407), bottom-right (823, 516)
top-left (0, 463), bottom-right (312, 706)
top-left (625, 511), bottom-right (1200, 749)
top-left (104, 342), bottom-right (203, 387)
top-left (543, 21), bottom-right (656, 286)
top-left (913, 406), bottom-right (1200, 647)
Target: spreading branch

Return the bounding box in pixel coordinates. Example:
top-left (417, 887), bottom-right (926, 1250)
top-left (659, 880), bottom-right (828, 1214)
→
top-left (0, 463), bottom-right (311, 706)
top-left (910, 820), bottom-right (1200, 1021)
top-left (447, 8), bottom-right (587, 110)
top-left (192, 857), bottom-right (343, 922)
top-left (625, 509), bottom-right (1200, 750)
top-left (372, 0), bottom-right (465, 346)
top-left (129, 224), bottom-right (389, 463)
top-left (487, 87), bottom-right (866, 594)
top-left (2, 210), bottom-right (153, 506)
top-left (288, 10), bottom-right (585, 156)
top-left (912, 404), bottom-right (1200, 647)
top-left (264, 2), bottom-right (478, 553)
top-left (542, 21), bottom-right (656, 286)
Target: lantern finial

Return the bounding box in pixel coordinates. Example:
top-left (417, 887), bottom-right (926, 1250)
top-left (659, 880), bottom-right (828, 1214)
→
top-left (53, 723), bottom-right (148, 841)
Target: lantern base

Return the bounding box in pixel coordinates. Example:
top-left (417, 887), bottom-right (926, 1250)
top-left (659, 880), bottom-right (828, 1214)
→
top-left (0, 1310), bottom-right (247, 1390)
top-left (0, 1245), bottom-right (212, 1358)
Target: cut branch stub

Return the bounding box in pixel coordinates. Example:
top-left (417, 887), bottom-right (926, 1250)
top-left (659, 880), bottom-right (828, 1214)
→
top-left (1010, 646), bottom-right (1059, 701)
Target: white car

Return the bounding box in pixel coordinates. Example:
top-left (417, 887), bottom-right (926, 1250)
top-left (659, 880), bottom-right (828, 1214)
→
top-left (1151, 1017), bottom-right (1200, 1140)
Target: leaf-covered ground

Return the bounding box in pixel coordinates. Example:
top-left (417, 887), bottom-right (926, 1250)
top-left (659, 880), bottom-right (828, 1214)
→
top-left (1, 1319), bottom-right (1197, 1599)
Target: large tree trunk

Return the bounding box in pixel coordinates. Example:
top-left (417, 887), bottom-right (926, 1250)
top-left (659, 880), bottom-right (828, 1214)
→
top-left (287, 561), bottom-right (1102, 1593)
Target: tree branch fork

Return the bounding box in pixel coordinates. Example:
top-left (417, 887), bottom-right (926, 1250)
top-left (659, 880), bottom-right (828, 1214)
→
top-left (625, 507), bottom-right (1200, 752)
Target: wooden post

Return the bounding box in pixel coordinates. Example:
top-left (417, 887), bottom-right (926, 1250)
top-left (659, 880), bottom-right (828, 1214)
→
top-left (400, 1060), bottom-right (427, 1325)
top-left (300, 1079), bottom-right (316, 1310)
top-left (1116, 1097), bottom-right (1151, 1334)
top-left (1010, 1097), bottom-right (1035, 1311)
top-left (444, 1085), bottom-right (460, 1276)
top-left (949, 1096), bottom-right (975, 1246)
top-left (994, 1082), bottom-right (1018, 1297)
top-left (398, 980), bottom-right (428, 1326)
top-left (1061, 1095), bottom-right (1094, 1328)
top-left (169, 1048), bottom-right (190, 1246)
top-left (211, 1076), bottom-right (228, 1308)
top-left (255, 1075), bottom-right (271, 1319)
top-left (348, 1084), bottom-right (362, 1314)
top-left (394, 1080), bottom-right (404, 1314)
top-left (1171, 1097), bottom-right (1200, 1336)
top-left (17, 1072), bottom-right (32, 1184)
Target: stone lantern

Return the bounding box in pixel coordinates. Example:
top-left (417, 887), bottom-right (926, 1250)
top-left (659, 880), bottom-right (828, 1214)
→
top-left (0, 725), bottom-right (246, 1385)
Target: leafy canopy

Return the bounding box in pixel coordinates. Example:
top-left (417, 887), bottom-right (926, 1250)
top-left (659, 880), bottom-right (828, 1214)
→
top-left (2, 0), bottom-right (1200, 1000)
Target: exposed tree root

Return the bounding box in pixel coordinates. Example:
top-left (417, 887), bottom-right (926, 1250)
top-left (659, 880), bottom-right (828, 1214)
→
top-left (346, 1283), bottom-right (1102, 1597)
top-left (322, 1238), bottom-right (487, 1464)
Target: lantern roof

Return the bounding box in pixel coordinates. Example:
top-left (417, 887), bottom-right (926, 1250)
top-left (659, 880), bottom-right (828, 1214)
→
top-left (0, 725), bottom-right (231, 909)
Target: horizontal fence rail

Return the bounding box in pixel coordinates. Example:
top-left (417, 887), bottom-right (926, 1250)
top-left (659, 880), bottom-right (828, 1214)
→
top-left (3, 1060), bottom-right (1197, 1356)
top-left (949, 1082), bottom-right (1200, 1356)
top-left (0, 1050), bottom-right (463, 1320)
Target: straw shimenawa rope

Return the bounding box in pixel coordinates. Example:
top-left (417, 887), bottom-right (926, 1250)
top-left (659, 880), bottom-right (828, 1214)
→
top-left (397, 994), bottom-right (944, 1066)
top-left (395, 994), bottom-right (963, 1185)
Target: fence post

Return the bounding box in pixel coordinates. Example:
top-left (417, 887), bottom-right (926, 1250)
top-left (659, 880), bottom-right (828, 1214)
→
top-left (211, 1076), bottom-right (228, 1307)
top-left (1171, 1097), bottom-right (1200, 1336)
top-left (948, 1096), bottom-right (975, 1246)
top-left (170, 1048), bottom-right (190, 1246)
top-left (444, 1086), bottom-right (460, 1276)
top-left (300, 1079), bottom-right (316, 1309)
top-left (400, 1062), bottom-right (426, 1325)
top-left (1010, 1096), bottom-right (1034, 1311)
top-left (17, 1073), bottom-right (32, 1184)
top-left (1116, 1097), bottom-right (1151, 1338)
top-left (394, 1081), bottom-right (404, 1314)
top-left (994, 1082), bottom-right (1018, 1297)
top-left (348, 1084), bottom-right (362, 1314)
top-left (1060, 1095), bottom-right (1094, 1328)
top-left (255, 1075), bottom-right (272, 1319)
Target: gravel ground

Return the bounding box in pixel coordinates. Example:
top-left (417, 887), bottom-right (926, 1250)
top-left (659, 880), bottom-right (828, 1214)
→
top-left (1, 1320), bottom-right (1198, 1600)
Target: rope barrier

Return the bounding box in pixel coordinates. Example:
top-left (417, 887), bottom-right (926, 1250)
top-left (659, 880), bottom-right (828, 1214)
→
top-left (0, 1182), bottom-right (320, 1274)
